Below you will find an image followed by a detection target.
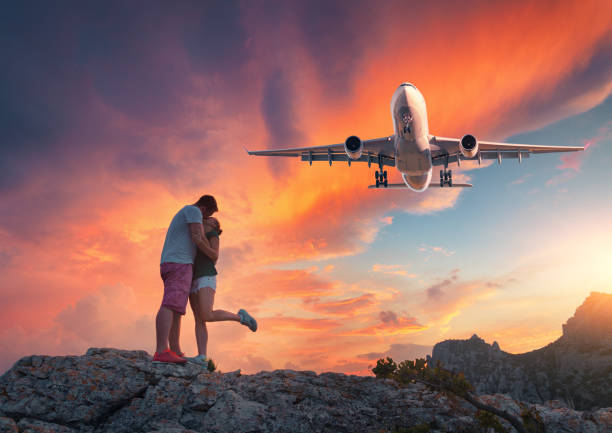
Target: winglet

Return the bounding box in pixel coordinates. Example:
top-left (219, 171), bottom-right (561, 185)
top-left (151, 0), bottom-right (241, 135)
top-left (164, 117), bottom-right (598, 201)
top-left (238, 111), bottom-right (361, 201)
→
top-left (243, 145), bottom-right (252, 155)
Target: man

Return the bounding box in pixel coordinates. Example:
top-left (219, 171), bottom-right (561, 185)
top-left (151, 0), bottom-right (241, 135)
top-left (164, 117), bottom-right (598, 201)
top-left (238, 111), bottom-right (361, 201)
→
top-left (153, 195), bottom-right (218, 363)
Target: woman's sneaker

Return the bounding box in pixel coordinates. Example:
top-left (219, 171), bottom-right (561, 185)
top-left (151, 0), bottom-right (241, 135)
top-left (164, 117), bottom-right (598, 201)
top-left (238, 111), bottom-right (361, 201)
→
top-left (186, 354), bottom-right (209, 367)
top-left (153, 349), bottom-right (187, 364)
top-left (238, 309), bottom-right (257, 332)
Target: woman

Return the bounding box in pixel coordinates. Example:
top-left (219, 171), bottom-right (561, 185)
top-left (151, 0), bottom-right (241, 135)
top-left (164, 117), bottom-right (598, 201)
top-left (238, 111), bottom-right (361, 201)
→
top-left (186, 216), bottom-right (257, 366)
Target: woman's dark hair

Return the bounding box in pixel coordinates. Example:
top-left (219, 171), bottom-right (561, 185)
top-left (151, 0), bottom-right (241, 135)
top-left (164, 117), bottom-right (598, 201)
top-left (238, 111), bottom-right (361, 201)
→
top-left (195, 195), bottom-right (218, 213)
top-left (210, 218), bottom-right (222, 236)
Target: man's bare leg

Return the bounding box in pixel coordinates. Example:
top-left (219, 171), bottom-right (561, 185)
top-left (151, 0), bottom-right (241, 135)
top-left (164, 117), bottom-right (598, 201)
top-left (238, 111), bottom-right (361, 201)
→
top-left (169, 312), bottom-right (182, 355)
top-left (155, 306), bottom-right (174, 354)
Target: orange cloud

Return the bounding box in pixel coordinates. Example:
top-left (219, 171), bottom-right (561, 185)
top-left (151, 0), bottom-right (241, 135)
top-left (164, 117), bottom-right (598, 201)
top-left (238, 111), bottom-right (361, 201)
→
top-left (371, 264), bottom-right (411, 277)
top-left (259, 316), bottom-right (342, 333)
top-left (302, 293), bottom-right (377, 316)
top-left (224, 269), bottom-right (338, 307)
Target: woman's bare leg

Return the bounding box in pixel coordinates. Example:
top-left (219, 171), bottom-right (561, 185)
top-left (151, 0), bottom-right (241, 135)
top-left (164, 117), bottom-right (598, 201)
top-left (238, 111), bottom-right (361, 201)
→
top-left (189, 292), bottom-right (208, 356)
top-left (197, 287), bottom-right (240, 322)
top-left (188, 287), bottom-right (246, 357)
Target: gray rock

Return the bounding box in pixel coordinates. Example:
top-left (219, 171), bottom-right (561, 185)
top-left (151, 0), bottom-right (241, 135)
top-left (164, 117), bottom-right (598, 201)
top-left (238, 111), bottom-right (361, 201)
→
top-left (17, 418), bottom-right (83, 433)
top-left (0, 417), bottom-right (17, 433)
top-left (0, 347), bottom-right (610, 432)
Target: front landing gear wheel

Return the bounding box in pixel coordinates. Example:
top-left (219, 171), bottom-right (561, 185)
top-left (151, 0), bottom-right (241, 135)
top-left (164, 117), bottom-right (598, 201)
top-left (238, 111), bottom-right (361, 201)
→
top-left (383, 179), bottom-right (388, 187)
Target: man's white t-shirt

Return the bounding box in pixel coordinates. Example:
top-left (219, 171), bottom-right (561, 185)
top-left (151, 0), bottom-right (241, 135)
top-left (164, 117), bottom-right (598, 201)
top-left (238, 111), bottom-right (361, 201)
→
top-left (160, 205), bottom-right (203, 264)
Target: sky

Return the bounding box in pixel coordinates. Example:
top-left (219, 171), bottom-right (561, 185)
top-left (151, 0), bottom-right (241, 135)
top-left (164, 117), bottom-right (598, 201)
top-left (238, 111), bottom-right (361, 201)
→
top-left (1, 0), bottom-right (611, 375)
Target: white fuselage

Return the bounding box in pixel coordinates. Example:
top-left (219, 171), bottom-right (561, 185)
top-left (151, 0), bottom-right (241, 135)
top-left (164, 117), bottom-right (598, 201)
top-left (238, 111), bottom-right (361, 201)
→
top-left (390, 83), bottom-right (433, 191)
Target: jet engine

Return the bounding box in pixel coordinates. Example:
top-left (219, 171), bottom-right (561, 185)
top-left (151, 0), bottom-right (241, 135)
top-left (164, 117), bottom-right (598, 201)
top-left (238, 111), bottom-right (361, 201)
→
top-left (344, 135), bottom-right (363, 160)
top-left (459, 134), bottom-right (479, 158)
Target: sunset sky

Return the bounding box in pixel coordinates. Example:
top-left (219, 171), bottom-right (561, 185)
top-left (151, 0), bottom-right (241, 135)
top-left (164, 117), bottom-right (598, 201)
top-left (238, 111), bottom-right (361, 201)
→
top-left (1, 1), bottom-right (611, 375)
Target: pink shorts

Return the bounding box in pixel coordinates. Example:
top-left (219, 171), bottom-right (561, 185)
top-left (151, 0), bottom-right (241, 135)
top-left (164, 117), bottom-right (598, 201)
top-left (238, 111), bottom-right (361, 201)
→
top-left (160, 263), bottom-right (193, 315)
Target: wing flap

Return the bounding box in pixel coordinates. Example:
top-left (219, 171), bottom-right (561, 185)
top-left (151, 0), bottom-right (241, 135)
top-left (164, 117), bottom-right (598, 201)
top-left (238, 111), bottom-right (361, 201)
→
top-left (301, 152), bottom-right (395, 167)
top-left (431, 150), bottom-right (532, 166)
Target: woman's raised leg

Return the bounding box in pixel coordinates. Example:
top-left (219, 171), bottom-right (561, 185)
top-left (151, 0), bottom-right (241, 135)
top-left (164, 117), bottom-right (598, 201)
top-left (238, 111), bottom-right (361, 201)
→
top-left (197, 287), bottom-right (241, 322)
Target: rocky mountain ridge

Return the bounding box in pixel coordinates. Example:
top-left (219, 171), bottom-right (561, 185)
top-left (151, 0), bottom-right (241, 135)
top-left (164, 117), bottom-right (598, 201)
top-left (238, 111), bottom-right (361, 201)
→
top-left (0, 347), bottom-right (610, 432)
top-left (430, 292), bottom-right (612, 411)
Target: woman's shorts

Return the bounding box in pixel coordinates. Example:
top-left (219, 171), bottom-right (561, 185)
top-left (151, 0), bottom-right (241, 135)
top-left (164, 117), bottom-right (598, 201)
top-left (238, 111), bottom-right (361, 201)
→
top-left (190, 275), bottom-right (217, 294)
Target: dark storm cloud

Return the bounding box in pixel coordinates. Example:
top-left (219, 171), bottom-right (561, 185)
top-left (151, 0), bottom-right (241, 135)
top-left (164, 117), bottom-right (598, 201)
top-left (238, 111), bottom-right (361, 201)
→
top-left (260, 68), bottom-right (307, 175)
top-left (0, 1), bottom-right (252, 194)
top-left (0, 2), bottom-right (95, 189)
top-left (261, 69), bottom-right (306, 149)
top-left (292, 0), bottom-right (378, 95)
top-left (182, 0), bottom-right (249, 75)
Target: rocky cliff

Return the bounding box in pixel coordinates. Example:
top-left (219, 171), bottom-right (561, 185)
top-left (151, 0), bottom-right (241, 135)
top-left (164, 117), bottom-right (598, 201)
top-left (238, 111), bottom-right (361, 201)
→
top-left (0, 348), bottom-right (610, 433)
top-left (430, 292), bottom-right (612, 411)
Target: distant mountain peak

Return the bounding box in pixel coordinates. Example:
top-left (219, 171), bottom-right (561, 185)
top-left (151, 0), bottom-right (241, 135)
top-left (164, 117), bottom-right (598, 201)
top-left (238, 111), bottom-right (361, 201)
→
top-left (431, 291), bottom-right (612, 410)
top-left (561, 291), bottom-right (612, 345)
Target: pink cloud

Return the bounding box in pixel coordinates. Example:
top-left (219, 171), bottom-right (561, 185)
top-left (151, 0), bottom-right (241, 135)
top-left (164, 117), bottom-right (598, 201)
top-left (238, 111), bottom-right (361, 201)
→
top-left (343, 310), bottom-right (426, 336)
top-left (547, 123), bottom-right (611, 187)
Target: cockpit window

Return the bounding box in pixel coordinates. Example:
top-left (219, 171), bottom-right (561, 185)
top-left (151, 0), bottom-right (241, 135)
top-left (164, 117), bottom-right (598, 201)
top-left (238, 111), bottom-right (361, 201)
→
top-left (399, 106), bottom-right (413, 124)
top-left (400, 82), bottom-right (416, 88)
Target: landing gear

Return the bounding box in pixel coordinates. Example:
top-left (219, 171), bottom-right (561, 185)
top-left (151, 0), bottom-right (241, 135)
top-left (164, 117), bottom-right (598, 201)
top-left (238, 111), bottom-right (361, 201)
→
top-left (375, 170), bottom-right (388, 188)
top-left (440, 169), bottom-right (453, 187)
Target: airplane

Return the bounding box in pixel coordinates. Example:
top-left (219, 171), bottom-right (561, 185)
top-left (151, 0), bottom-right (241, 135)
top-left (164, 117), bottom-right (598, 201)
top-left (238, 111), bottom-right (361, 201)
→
top-left (247, 83), bottom-right (584, 192)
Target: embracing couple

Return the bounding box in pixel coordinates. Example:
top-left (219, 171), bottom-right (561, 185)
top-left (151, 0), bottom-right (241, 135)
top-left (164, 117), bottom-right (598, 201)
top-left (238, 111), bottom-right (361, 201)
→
top-left (153, 194), bottom-right (257, 365)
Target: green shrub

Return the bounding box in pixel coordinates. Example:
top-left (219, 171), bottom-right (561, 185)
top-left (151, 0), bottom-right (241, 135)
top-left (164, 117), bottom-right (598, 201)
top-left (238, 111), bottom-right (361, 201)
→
top-left (520, 405), bottom-right (545, 433)
top-left (372, 357), bottom-right (397, 379)
top-left (476, 409), bottom-right (508, 433)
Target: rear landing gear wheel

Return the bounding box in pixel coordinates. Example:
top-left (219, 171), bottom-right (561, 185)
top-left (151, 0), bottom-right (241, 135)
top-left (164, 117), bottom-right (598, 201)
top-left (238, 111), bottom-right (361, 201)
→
top-left (440, 168), bottom-right (453, 187)
top-left (375, 170), bottom-right (385, 188)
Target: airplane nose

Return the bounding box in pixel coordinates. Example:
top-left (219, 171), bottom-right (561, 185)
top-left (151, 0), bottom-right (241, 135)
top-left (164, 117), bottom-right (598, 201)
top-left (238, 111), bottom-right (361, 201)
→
top-left (402, 170), bottom-right (432, 192)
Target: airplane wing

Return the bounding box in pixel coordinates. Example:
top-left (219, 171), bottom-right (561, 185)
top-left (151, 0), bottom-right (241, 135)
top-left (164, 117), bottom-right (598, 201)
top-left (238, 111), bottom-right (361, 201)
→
top-left (368, 182), bottom-right (472, 189)
top-left (247, 136), bottom-right (396, 167)
top-left (430, 136), bottom-right (584, 166)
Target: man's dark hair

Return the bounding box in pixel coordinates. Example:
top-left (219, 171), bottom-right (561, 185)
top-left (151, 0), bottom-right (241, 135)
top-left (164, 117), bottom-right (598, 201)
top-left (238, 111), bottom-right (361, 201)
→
top-left (195, 195), bottom-right (218, 212)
